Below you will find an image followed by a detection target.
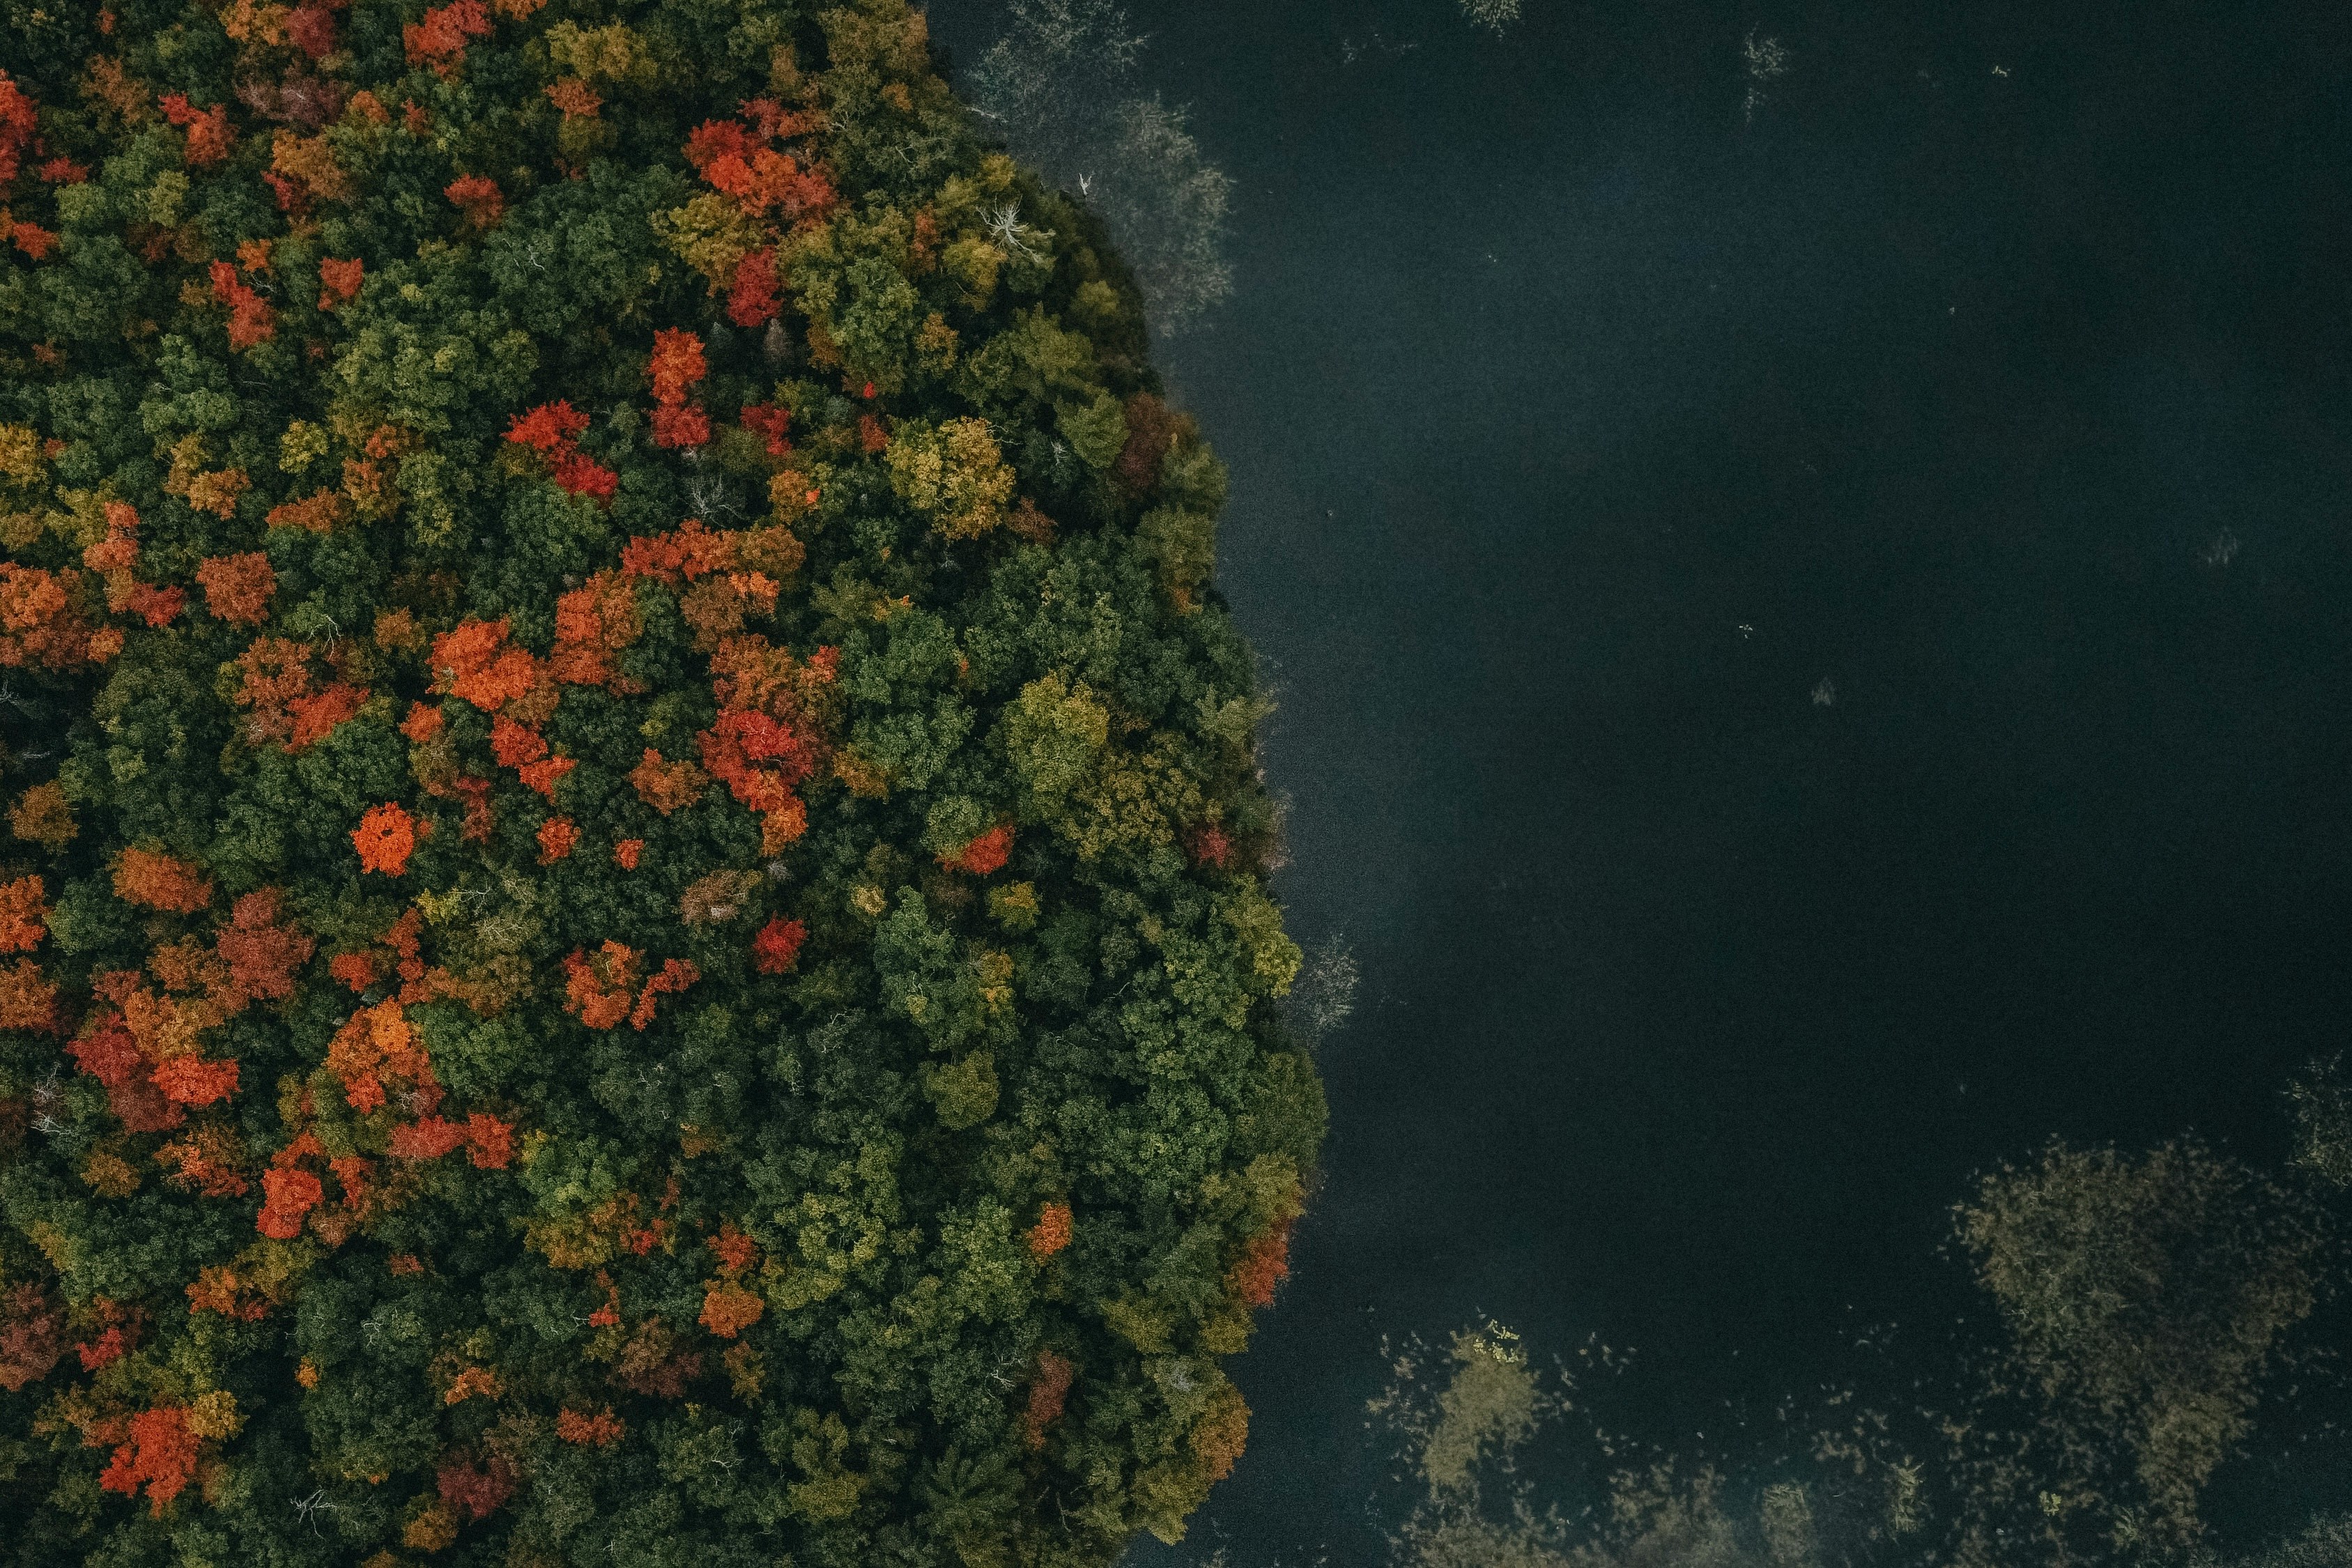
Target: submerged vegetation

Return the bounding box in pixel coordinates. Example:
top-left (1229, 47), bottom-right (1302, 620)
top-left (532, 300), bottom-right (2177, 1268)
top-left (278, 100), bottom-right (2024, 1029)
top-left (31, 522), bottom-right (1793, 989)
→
top-left (0, 1), bottom-right (1322, 1562)
top-left (1456, 0), bottom-right (1523, 36)
top-left (1949, 1141), bottom-right (2325, 1562)
top-left (1229, 1106), bottom-right (2350, 1568)
top-left (964, 0), bottom-right (1233, 337)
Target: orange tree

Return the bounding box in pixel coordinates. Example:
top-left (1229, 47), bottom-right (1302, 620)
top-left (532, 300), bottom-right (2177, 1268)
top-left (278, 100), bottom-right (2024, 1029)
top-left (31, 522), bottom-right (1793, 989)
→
top-left (0, 3), bottom-right (1323, 1562)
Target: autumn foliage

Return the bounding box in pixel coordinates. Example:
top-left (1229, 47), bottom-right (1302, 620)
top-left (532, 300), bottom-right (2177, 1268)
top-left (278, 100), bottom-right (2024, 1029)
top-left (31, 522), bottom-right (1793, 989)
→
top-left (194, 551), bottom-right (275, 625)
top-left (1027, 1350), bottom-right (1076, 1448)
top-left (0, 6), bottom-right (1311, 1565)
top-left (1227, 1217), bottom-right (1296, 1309)
top-left (944, 822), bottom-right (1015, 875)
top-left (556, 1406), bottom-right (624, 1447)
top-left (1028, 1199), bottom-right (1074, 1260)
top-left (0, 874), bottom-right (45, 953)
top-left (112, 848), bottom-right (213, 914)
top-left (443, 173), bottom-right (505, 228)
top-left (351, 803), bottom-right (417, 876)
top-left (506, 399), bottom-right (618, 502)
top-left (751, 914), bottom-right (806, 974)
top-left (98, 1404), bottom-right (201, 1516)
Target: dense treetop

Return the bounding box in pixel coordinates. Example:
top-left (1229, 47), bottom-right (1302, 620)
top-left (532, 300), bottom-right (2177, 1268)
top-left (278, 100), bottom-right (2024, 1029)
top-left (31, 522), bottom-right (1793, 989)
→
top-left (0, 3), bottom-right (1323, 1563)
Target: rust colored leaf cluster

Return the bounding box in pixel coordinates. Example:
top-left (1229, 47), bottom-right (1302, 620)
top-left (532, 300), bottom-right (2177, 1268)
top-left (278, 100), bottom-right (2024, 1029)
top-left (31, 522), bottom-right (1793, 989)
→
top-left (97, 1406), bottom-right (199, 1516)
top-left (330, 906), bottom-right (422, 994)
top-left (155, 1123), bottom-right (249, 1198)
top-left (535, 816), bottom-right (578, 863)
top-left (0, 562), bottom-right (113, 668)
top-left (351, 803), bottom-right (417, 875)
top-left (647, 328), bottom-right (710, 449)
top-left (82, 502), bottom-right (185, 630)
top-left (548, 568), bottom-right (644, 690)
top-left (1026, 1351), bottom-right (1075, 1449)
top-left (159, 92), bottom-right (236, 168)
top-left (682, 108), bottom-right (835, 224)
top-left (697, 637), bottom-right (836, 855)
top-left (941, 822), bottom-right (1013, 875)
top-left (0, 873), bottom-right (47, 952)
top-left (629, 749), bottom-right (707, 815)
top-left (194, 551), bottom-right (274, 625)
top-left (728, 245), bottom-right (779, 328)
top-left (1027, 1201), bottom-right (1074, 1261)
top-left (404, 0), bottom-right (492, 70)
top-left (698, 1280), bottom-right (763, 1339)
top-left (325, 1000), bottom-right (433, 1116)
top-left (555, 1406), bottom-right (624, 1446)
top-left (431, 617), bottom-right (540, 714)
top-left (215, 889), bottom-right (315, 1001)
top-left (316, 254), bottom-right (362, 309)
top-left (0, 73), bottom-right (38, 189)
top-left (263, 487), bottom-right (351, 532)
top-left (445, 172), bottom-right (503, 228)
top-left (208, 258), bottom-right (275, 350)
top-left (503, 399), bottom-right (615, 502)
top-left (113, 847), bottom-right (213, 914)
top-left (751, 915), bottom-right (804, 975)
top-left (1225, 1216), bottom-right (1295, 1309)
top-left (229, 637), bottom-right (367, 751)
top-left (0, 1283), bottom-right (64, 1392)
top-left (562, 941), bottom-right (699, 1031)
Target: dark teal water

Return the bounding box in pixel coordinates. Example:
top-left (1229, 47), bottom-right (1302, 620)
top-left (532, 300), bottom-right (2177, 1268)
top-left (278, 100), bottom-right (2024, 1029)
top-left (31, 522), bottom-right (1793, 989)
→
top-left (927, 2), bottom-right (2352, 1560)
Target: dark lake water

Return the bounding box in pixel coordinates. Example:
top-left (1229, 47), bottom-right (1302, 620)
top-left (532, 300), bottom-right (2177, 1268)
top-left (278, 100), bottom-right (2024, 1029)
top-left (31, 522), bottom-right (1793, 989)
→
top-left (927, 1), bottom-right (2352, 1560)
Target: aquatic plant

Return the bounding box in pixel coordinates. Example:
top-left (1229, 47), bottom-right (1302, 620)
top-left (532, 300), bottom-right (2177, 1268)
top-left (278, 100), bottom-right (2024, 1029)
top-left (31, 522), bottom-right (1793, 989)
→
top-left (1284, 930), bottom-right (1356, 1045)
top-left (1457, 0), bottom-right (1523, 36)
top-left (2199, 1515), bottom-right (2352, 1568)
top-left (0, 1), bottom-right (1322, 1561)
top-left (2285, 1056), bottom-right (2352, 1191)
top-left (1333, 1137), bottom-right (2328, 1568)
top-left (966, 0), bottom-right (1233, 336)
top-left (1946, 1139), bottom-right (2325, 1563)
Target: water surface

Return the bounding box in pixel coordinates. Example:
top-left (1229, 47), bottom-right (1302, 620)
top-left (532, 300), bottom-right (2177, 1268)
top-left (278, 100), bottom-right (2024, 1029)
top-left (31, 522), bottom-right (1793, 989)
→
top-left (924, 2), bottom-right (2352, 1558)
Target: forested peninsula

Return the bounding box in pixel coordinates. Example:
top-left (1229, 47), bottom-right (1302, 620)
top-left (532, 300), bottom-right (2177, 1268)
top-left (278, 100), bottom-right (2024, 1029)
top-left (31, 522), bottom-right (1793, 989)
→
top-left (0, 2), bottom-right (1324, 1562)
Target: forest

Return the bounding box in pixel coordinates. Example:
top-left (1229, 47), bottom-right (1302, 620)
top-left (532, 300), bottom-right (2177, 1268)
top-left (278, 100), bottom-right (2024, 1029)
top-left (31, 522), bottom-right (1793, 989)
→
top-left (0, 1), bottom-right (1324, 1563)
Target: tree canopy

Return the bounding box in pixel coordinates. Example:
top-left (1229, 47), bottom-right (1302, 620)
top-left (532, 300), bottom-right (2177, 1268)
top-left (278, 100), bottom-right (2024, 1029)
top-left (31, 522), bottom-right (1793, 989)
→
top-left (0, 3), bottom-right (1322, 1563)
